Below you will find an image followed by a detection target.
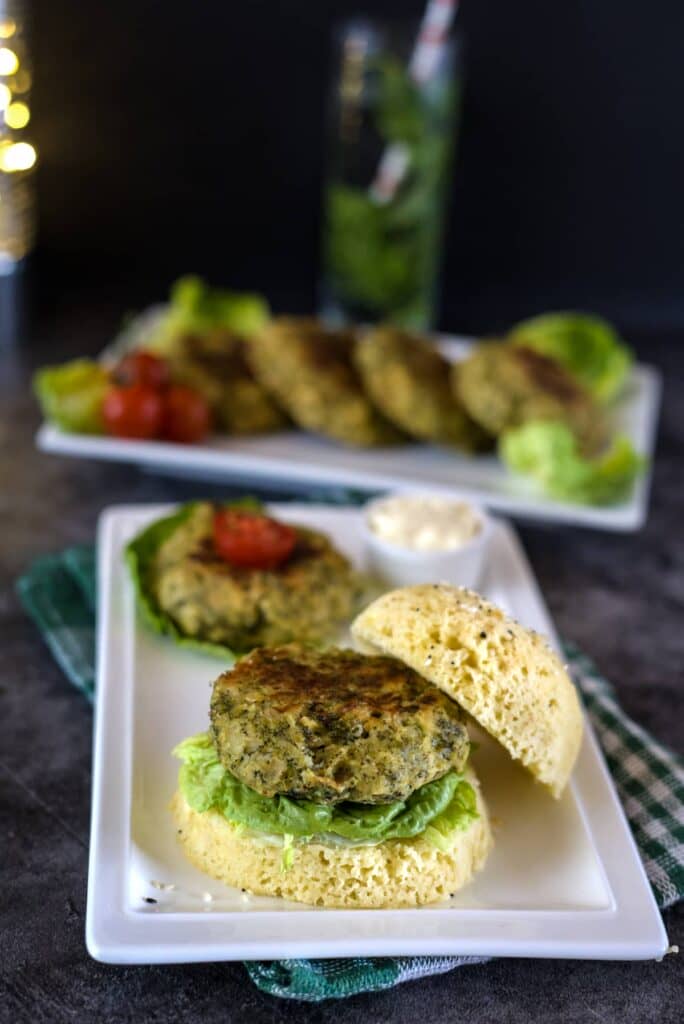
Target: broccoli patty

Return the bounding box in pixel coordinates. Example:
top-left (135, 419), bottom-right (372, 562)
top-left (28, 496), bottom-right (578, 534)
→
top-left (170, 328), bottom-right (287, 434)
top-left (355, 327), bottom-right (491, 451)
top-left (210, 645), bottom-right (471, 804)
top-left (245, 317), bottom-right (405, 447)
top-left (454, 341), bottom-right (605, 453)
top-left (151, 503), bottom-right (365, 649)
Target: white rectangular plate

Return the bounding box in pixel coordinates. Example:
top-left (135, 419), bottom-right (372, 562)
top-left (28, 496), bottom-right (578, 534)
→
top-left (37, 339), bottom-right (661, 532)
top-left (86, 503), bottom-right (667, 963)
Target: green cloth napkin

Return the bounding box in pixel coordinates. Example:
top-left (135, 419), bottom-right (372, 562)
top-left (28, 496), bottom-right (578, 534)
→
top-left (17, 546), bottom-right (684, 1002)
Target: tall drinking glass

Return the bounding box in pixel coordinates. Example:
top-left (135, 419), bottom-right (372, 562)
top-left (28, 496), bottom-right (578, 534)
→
top-left (320, 18), bottom-right (460, 331)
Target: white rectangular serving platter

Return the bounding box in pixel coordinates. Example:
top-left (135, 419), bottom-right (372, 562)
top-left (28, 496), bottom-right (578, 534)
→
top-left (86, 503), bottom-right (667, 964)
top-left (37, 338), bottom-right (661, 532)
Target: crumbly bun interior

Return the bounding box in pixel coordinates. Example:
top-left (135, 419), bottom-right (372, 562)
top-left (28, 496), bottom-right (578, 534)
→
top-left (352, 584), bottom-right (583, 799)
top-left (171, 766), bottom-right (492, 909)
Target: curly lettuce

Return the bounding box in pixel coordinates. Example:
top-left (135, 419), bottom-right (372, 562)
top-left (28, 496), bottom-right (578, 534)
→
top-left (509, 312), bottom-right (633, 403)
top-left (125, 499), bottom-right (262, 659)
top-left (34, 359), bottom-right (109, 434)
top-left (145, 276), bottom-right (270, 357)
top-left (500, 421), bottom-right (645, 505)
top-left (174, 731), bottom-right (479, 848)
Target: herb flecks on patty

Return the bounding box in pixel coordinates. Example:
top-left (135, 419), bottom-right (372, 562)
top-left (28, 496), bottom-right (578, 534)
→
top-left (151, 503), bottom-right (364, 649)
top-left (355, 327), bottom-right (490, 451)
top-left (455, 341), bottom-right (606, 454)
top-left (210, 644), bottom-right (470, 805)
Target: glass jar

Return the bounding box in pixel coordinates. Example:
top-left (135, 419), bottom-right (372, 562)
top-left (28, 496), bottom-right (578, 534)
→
top-left (320, 18), bottom-right (460, 330)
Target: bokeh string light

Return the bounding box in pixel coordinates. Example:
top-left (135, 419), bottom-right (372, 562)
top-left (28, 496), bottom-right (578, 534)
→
top-left (0, 46), bottom-right (19, 75)
top-left (0, 2), bottom-right (37, 266)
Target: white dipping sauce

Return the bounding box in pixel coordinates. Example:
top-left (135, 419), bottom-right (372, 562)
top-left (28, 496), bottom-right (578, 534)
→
top-left (367, 495), bottom-right (482, 552)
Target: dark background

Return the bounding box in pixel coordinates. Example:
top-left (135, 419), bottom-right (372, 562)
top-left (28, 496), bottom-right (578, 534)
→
top-left (26, 0), bottom-right (684, 336)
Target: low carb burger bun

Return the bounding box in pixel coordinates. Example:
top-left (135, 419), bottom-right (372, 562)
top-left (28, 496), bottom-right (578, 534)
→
top-left (352, 583), bottom-right (583, 799)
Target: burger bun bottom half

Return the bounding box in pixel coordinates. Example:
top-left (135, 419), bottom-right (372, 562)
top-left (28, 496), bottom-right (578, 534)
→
top-left (171, 765), bottom-right (492, 909)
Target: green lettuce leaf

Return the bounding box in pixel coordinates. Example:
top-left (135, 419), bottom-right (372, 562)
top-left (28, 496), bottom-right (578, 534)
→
top-left (176, 732), bottom-right (227, 812)
top-left (423, 779), bottom-right (480, 851)
top-left (500, 421), bottom-right (645, 505)
top-left (509, 312), bottom-right (633, 403)
top-left (170, 275), bottom-right (269, 336)
top-left (174, 731), bottom-right (478, 844)
top-left (34, 359), bottom-right (109, 434)
top-left (141, 276), bottom-right (270, 355)
top-left (125, 499), bottom-right (262, 659)
top-left (170, 275), bottom-right (269, 337)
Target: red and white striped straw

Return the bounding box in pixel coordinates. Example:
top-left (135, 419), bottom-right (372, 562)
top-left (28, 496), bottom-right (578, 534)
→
top-left (410, 0), bottom-right (459, 83)
top-left (371, 0), bottom-right (459, 202)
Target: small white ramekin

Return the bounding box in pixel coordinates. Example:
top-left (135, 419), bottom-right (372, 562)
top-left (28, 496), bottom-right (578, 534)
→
top-left (362, 492), bottom-right (493, 590)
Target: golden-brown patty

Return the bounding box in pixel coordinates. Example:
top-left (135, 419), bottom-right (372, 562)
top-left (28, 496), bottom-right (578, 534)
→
top-left (151, 503), bottom-right (365, 650)
top-left (245, 317), bottom-right (405, 446)
top-left (210, 644), bottom-right (471, 804)
top-left (454, 341), bottom-right (605, 453)
top-left (169, 328), bottom-right (287, 434)
top-left (355, 326), bottom-right (491, 450)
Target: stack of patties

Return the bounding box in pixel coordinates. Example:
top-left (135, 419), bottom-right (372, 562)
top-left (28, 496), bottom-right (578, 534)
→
top-left (171, 584), bottom-right (583, 908)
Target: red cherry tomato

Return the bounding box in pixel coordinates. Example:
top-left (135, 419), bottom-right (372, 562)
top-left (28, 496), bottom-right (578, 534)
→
top-left (161, 385), bottom-right (211, 444)
top-left (111, 350), bottom-right (170, 390)
top-left (102, 384), bottom-right (164, 439)
top-left (213, 509), bottom-right (297, 569)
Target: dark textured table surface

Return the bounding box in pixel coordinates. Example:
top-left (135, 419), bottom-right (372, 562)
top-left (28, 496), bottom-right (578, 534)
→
top-left (1, 288), bottom-right (682, 1023)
